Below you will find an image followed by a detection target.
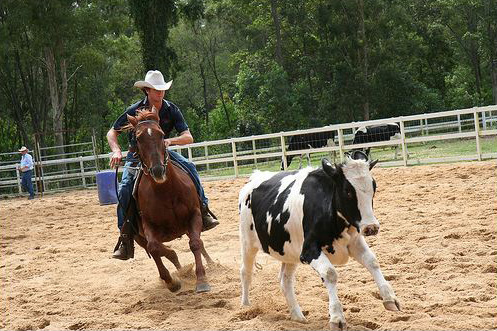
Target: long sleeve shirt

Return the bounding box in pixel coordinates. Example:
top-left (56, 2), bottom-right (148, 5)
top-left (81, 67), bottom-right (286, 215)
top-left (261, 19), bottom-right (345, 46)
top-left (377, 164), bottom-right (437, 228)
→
top-left (20, 153), bottom-right (34, 172)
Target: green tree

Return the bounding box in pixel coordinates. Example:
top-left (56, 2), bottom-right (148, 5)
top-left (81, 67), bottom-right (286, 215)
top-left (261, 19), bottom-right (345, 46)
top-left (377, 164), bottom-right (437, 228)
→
top-left (128, 0), bottom-right (178, 77)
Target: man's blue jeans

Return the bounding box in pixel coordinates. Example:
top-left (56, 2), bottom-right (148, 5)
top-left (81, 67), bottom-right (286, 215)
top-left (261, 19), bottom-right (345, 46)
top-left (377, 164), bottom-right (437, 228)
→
top-left (116, 151), bottom-right (208, 230)
top-left (21, 170), bottom-right (35, 198)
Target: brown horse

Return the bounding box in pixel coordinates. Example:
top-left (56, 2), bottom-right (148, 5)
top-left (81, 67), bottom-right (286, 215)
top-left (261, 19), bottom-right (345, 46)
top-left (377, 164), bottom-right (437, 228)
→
top-left (124, 108), bottom-right (213, 293)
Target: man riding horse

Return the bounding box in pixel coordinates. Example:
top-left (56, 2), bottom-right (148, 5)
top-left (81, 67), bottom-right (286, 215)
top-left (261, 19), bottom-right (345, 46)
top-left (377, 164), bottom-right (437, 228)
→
top-left (107, 70), bottom-right (219, 260)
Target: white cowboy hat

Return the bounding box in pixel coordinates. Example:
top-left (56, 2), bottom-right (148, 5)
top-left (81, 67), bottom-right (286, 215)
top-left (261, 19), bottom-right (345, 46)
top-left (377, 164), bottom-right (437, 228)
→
top-left (19, 146), bottom-right (28, 152)
top-left (133, 70), bottom-right (173, 91)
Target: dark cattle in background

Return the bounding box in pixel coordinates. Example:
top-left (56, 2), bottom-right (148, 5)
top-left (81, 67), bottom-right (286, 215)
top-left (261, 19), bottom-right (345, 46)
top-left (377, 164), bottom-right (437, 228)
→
top-left (282, 131), bottom-right (336, 169)
top-left (352, 123), bottom-right (401, 156)
top-left (239, 152), bottom-right (400, 330)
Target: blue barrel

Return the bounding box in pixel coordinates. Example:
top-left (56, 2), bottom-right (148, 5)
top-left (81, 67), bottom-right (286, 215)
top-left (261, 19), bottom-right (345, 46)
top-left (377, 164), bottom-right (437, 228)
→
top-left (96, 170), bottom-right (118, 205)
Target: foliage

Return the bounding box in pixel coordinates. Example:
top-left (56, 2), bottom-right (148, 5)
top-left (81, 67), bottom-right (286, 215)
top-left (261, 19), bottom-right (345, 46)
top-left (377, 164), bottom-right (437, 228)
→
top-left (0, 0), bottom-right (496, 155)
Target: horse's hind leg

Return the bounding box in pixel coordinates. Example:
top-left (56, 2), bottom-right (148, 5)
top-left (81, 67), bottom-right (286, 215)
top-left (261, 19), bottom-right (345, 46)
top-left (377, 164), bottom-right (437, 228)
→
top-left (201, 246), bottom-right (214, 265)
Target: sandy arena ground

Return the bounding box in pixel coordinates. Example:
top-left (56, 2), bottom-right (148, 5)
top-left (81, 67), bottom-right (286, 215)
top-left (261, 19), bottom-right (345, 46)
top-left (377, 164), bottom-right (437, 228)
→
top-left (1, 160), bottom-right (496, 331)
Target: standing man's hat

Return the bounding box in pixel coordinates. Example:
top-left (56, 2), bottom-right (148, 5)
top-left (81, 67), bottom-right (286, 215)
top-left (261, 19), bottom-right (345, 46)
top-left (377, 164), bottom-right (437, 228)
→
top-left (133, 70), bottom-right (173, 91)
top-left (19, 146), bottom-right (28, 152)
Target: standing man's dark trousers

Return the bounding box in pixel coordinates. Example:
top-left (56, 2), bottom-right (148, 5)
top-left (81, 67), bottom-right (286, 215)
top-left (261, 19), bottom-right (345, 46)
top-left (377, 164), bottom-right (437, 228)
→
top-left (21, 170), bottom-right (35, 199)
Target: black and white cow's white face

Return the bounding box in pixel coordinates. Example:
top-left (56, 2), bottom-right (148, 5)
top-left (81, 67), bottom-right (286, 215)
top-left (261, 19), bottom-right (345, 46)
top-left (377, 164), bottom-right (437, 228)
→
top-left (322, 157), bottom-right (379, 236)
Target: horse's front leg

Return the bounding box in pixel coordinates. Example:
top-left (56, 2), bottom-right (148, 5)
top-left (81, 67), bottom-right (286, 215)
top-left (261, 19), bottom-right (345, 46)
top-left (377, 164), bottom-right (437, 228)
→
top-left (135, 235), bottom-right (182, 270)
top-left (142, 222), bottom-right (181, 292)
top-left (187, 212), bottom-right (211, 293)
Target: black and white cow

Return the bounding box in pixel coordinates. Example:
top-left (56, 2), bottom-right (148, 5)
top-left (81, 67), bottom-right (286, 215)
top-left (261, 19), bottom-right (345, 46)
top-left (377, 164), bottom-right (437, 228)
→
top-left (282, 131), bottom-right (336, 170)
top-left (352, 123), bottom-right (401, 157)
top-left (239, 151), bottom-right (400, 330)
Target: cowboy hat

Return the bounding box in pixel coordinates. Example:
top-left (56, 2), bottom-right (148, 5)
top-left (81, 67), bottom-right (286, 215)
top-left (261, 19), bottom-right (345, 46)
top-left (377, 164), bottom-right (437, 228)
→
top-left (133, 70), bottom-right (173, 91)
top-left (19, 146), bottom-right (28, 152)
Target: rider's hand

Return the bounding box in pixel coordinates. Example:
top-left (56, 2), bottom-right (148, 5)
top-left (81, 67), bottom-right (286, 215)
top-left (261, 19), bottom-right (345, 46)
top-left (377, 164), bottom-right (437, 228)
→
top-left (163, 139), bottom-right (171, 149)
top-left (109, 150), bottom-right (123, 168)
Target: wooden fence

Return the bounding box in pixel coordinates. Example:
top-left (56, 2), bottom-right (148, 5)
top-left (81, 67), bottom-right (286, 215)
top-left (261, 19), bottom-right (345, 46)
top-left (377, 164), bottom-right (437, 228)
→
top-left (1, 105), bottom-right (496, 197)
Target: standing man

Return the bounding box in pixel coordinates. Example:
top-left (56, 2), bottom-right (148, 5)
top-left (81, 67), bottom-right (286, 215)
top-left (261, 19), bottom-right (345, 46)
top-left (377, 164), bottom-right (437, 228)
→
top-left (18, 146), bottom-right (35, 200)
top-left (107, 70), bottom-right (219, 260)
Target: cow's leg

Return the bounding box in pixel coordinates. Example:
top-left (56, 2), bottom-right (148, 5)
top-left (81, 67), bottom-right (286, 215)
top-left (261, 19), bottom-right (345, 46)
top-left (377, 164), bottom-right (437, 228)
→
top-left (279, 263), bottom-right (306, 323)
top-left (239, 219), bottom-right (259, 306)
top-left (187, 214), bottom-right (211, 293)
top-left (240, 245), bottom-right (258, 306)
top-left (142, 224), bottom-right (181, 292)
top-left (310, 252), bottom-right (346, 331)
top-left (349, 235), bottom-right (400, 311)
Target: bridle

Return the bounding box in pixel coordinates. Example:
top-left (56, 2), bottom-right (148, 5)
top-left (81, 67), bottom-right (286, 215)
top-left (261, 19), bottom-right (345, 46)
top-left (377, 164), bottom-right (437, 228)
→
top-left (134, 119), bottom-right (169, 176)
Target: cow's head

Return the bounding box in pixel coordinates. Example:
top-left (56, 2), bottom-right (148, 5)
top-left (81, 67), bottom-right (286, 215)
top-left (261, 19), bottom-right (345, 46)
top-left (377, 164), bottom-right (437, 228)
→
top-left (322, 152), bottom-right (379, 236)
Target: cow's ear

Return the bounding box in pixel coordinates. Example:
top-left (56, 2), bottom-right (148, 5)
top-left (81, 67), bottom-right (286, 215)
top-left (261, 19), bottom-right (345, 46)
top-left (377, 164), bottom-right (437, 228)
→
top-left (322, 158), bottom-right (338, 177)
top-left (127, 114), bottom-right (138, 127)
top-left (369, 159), bottom-right (379, 170)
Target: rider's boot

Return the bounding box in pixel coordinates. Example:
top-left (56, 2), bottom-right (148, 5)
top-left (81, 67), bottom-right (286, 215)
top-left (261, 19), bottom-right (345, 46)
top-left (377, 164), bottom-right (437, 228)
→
top-left (112, 219), bottom-right (135, 260)
top-left (201, 204), bottom-right (219, 232)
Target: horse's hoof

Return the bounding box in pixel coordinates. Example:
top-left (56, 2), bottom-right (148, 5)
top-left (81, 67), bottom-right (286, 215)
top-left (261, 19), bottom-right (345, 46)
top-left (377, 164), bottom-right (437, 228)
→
top-left (383, 300), bottom-right (401, 311)
top-left (167, 280), bottom-right (181, 293)
top-left (196, 283), bottom-right (211, 293)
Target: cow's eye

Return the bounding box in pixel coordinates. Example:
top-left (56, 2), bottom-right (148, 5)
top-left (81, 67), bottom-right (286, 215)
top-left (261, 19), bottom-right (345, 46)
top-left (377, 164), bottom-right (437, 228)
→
top-left (347, 191), bottom-right (353, 199)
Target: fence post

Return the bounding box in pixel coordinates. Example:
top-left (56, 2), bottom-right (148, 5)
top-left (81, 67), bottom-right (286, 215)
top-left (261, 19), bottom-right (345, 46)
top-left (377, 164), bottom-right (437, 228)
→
top-left (338, 128), bottom-right (345, 163)
top-left (35, 136), bottom-right (46, 195)
top-left (280, 134), bottom-right (287, 170)
top-left (79, 157), bottom-right (87, 187)
top-left (474, 109), bottom-right (482, 161)
top-left (231, 140), bottom-right (238, 177)
top-left (399, 120), bottom-right (408, 166)
top-left (16, 166), bottom-right (22, 194)
top-left (92, 129), bottom-right (99, 172)
top-left (187, 147), bottom-right (193, 162)
top-left (457, 114), bottom-right (462, 133)
top-left (204, 146), bottom-right (210, 171)
top-left (252, 138), bottom-right (258, 167)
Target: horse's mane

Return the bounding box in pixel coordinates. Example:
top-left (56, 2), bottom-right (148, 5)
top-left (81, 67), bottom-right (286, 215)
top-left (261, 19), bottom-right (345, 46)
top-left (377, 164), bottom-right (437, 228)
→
top-left (121, 108), bottom-right (160, 132)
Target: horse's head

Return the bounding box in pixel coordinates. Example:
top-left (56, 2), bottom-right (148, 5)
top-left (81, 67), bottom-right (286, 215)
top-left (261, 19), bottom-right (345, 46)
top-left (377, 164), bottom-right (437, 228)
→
top-left (125, 108), bottom-right (168, 183)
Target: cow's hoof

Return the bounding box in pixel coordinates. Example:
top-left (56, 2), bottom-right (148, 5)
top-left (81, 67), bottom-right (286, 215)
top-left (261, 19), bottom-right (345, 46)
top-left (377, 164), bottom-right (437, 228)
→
top-left (196, 282), bottom-right (211, 293)
top-left (167, 279), bottom-right (181, 293)
top-left (383, 300), bottom-right (401, 311)
top-left (290, 314), bottom-right (307, 323)
top-left (329, 320), bottom-right (346, 331)
top-left (289, 308), bottom-right (307, 323)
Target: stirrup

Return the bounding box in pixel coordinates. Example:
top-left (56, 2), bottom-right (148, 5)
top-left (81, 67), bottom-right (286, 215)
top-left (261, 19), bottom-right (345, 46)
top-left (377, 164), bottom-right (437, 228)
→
top-left (112, 234), bottom-right (134, 260)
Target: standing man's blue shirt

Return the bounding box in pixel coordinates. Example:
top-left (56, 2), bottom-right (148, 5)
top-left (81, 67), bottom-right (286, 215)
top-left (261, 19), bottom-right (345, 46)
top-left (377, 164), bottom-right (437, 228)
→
top-left (20, 153), bottom-right (34, 171)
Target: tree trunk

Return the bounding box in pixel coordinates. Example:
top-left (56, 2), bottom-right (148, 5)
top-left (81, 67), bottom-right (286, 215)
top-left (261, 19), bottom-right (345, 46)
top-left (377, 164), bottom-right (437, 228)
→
top-left (492, 59), bottom-right (497, 105)
top-left (199, 62), bottom-right (210, 125)
top-left (486, 1), bottom-right (497, 104)
top-left (467, 10), bottom-right (482, 103)
top-left (45, 47), bottom-right (68, 168)
top-left (358, 0), bottom-right (370, 120)
top-left (205, 37), bottom-right (231, 130)
top-left (270, 0), bottom-right (283, 66)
